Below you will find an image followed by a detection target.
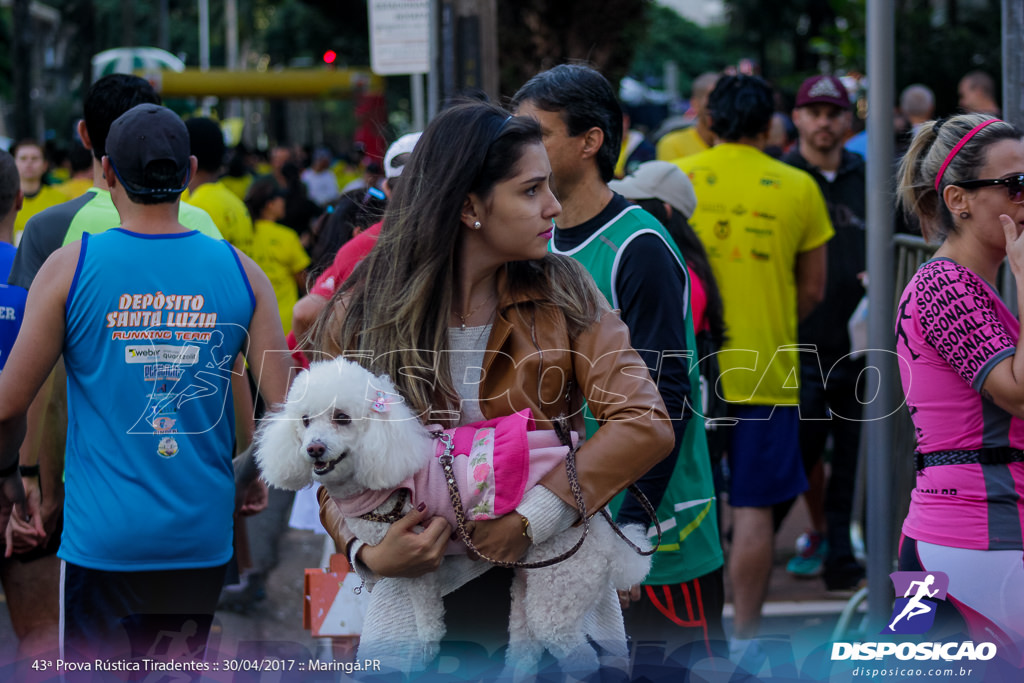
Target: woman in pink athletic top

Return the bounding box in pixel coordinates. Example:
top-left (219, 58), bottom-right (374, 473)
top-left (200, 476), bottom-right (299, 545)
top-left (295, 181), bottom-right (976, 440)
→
top-left (895, 113), bottom-right (1024, 663)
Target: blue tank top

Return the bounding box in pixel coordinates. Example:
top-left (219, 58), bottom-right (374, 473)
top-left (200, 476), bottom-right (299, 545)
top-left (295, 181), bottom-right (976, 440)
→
top-left (61, 229), bottom-right (255, 570)
top-left (0, 243), bottom-right (27, 371)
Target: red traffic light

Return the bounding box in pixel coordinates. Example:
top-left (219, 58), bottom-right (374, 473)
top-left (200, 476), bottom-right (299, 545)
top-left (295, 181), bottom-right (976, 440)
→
top-left (323, 50), bottom-right (337, 65)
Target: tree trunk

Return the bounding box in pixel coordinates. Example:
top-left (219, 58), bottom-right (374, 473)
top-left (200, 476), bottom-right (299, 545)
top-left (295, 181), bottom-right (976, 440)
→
top-left (11, 0), bottom-right (32, 139)
top-left (79, 0), bottom-right (96, 90)
top-left (122, 0), bottom-right (135, 47)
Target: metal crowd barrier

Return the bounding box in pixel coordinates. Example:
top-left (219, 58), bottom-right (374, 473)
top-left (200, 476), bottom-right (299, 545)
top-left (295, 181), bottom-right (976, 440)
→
top-left (836, 233), bottom-right (937, 641)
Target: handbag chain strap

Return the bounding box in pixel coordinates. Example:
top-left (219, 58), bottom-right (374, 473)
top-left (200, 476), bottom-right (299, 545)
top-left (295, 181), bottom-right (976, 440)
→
top-left (435, 426), bottom-right (591, 569)
top-left (433, 415), bottom-right (661, 568)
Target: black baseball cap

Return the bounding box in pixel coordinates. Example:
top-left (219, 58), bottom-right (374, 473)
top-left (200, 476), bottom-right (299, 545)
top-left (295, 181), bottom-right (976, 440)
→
top-left (105, 104), bottom-right (191, 196)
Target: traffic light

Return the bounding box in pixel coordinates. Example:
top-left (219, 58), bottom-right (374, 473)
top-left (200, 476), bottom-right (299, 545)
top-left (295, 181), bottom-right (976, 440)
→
top-left (323, 50), bottom-right (337, 65)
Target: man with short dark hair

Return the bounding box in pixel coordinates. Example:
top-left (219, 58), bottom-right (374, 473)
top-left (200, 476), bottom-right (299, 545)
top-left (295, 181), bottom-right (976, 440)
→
top-left (514, 64), bottom-right (726, 671)
top-left (57, 142), bottom-right (95, 200)
top-left (676, 74), bottom-right (833, 661)
top-left (11, 140), bottom-right (64, 243)
top-left (958, 70), bottom-right (1000, 116)
top-left (0, 104), bottom-right (291, 665)
top-left (778, 75), bottom-right (867, 592)
top-left (184, 117), bottom-right (256, 257)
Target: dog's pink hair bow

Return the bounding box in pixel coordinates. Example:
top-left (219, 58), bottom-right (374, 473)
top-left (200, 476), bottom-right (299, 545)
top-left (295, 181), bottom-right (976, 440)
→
top-left (371, 391), bottom-right (394, 413)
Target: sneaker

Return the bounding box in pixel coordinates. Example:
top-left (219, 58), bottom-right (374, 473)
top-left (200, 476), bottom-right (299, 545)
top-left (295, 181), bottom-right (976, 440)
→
top-left (824, 557), bottom-right (866, 592)
top-left (786, 531), bottom-right (827, 577)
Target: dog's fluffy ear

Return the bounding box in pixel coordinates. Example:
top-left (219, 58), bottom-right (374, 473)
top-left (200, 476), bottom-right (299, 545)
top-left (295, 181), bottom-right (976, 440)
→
top-left (355, 378), bottom-right (434, 491)
top-left (254, 372), bottom-right (314, 491)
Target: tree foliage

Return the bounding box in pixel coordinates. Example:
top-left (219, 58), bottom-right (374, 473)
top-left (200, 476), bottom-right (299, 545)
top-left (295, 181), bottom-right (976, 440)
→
top-left (627, 4), bottom-right (741, 96)
top-left (718, 0), bottom-right (1001, 113)
top-left (893, 0), bottom-right (1001, 116)
top-left (495, 0), bottom-right (648, 97)
top-left (721, 0), bottom-right (837, 86)
top-left (21, 0), bottom-right (352, 79)
top-left (265, 1), bottom-right (368, 67)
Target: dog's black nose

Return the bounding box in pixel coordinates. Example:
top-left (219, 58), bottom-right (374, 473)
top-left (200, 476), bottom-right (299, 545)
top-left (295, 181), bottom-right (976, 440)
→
top-left (307, 442), bottom-right (326, 459)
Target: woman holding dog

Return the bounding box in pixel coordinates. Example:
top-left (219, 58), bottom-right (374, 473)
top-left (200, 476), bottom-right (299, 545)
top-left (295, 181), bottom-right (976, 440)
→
top-left (894, 113), bottom-right (1024, 663)
top-left (314, 101), bottom-right (674, 661)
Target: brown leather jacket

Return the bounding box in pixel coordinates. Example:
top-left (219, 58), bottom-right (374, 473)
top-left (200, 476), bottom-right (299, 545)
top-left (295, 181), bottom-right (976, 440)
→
top-left (317, 285), bottom-right (675, 548)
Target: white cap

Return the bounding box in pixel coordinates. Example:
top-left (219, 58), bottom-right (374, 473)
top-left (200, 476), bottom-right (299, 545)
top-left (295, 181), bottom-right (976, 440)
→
top-left (383, 132), bottom-right (422, 179)
top-left (608, 160), bottom-right (697, 219)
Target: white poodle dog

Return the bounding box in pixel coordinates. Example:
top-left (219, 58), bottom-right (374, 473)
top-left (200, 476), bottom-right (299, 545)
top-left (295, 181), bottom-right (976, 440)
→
top-left (255, 356), bottom-right (652, 676)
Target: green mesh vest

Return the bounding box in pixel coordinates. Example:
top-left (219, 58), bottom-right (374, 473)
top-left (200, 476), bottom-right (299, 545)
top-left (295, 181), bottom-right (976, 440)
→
top-left (551, 205), bottom-right (723, 584)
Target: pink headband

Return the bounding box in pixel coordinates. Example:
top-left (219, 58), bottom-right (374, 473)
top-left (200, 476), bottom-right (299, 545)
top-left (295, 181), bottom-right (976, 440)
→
top-left (934, 119), bottom-right (1002, 192)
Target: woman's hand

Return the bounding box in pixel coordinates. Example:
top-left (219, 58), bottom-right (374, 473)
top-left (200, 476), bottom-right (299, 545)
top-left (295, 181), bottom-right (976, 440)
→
top-left (1001, 214), bottom-right (1024, 276)
top-left (466, 514), bottom-right (531, 564)
top-left (358, 504), bottom-right (451, 578)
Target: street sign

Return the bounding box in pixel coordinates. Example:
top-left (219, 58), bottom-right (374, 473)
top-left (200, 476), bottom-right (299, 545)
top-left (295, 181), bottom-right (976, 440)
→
top-left (368, 0), bottom-right (430, 75)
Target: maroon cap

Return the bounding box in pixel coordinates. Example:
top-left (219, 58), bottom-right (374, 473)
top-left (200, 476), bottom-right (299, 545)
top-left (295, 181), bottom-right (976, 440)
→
top-left (794, 75), bottom-right (850, 109)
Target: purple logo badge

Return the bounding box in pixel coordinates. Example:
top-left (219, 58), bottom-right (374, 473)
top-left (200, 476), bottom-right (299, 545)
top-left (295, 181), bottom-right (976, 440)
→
top-left (882, 571), bottom-right (949, 635)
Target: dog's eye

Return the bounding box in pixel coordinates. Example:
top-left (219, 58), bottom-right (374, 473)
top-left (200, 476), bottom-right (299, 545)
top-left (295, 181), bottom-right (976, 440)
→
top-left (332, 411), bottom-right (351, 426)
top-left (301, 415), bottom-right (310, 427)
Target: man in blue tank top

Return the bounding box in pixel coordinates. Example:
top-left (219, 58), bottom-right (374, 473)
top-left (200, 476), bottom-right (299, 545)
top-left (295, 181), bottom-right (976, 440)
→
top-left (3, 76), bottom-right (228, 663)
top-left (0, 149), bottom-right (25, 377)
top-left (0, 149), bottom-right (57, 664)
top-left (0, 104), bottom-right (292, 666)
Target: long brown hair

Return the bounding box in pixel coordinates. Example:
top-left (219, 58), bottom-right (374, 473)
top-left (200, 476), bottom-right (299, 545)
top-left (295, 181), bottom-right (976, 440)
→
top-left (312, 101), bottom-right (600, 422)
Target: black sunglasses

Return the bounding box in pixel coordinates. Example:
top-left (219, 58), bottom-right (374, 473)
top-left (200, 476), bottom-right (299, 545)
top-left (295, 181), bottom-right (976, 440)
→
top-left (952, 173), bottom-right (1024, 204)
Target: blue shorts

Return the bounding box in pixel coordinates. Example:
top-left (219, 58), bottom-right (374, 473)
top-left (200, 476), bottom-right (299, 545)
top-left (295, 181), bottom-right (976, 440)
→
top-left (726, 405), bottom-right (807, 507)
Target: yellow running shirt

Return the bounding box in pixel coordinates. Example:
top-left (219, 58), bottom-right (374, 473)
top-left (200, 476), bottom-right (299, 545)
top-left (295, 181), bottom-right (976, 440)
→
top-left (657, 126), bottom-right (709, 162)
top-left (57, 177), bottom-right (94, 201)
top-left (251, 219), bottom-right (310, 335)
top-left (185, 181), bottom-right (256, 258)
top-left (14, 185), bottom-right (66, 244)
top-left (676, 143), bottom-right (834, 405)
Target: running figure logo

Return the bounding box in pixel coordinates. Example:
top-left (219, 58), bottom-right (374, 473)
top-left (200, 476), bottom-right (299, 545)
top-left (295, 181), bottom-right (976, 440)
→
top-left (883, 571), bottom-right (950, 635)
